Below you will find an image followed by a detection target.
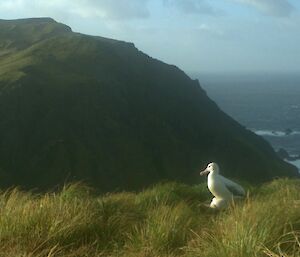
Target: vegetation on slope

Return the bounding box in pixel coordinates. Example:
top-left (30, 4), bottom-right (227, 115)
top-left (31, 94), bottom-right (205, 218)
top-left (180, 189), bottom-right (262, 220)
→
top-left (0, 18), bottom-right (297, 191)
top-left (0, 179), bottom-right (299, 257)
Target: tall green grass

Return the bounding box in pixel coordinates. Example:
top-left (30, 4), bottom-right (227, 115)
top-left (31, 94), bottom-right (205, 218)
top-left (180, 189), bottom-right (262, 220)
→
top-left (0, 179), bottom-right (299, 256)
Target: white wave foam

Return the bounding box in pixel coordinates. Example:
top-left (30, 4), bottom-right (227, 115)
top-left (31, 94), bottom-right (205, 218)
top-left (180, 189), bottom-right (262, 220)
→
top-left (285, 159), bottom-right (300, 172)
top-left (253, 130), bottom-right (300, 137)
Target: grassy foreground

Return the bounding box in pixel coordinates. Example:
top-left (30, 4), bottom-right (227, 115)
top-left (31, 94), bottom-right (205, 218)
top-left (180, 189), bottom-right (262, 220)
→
top-left (0, 179), bottom-right (299, 257)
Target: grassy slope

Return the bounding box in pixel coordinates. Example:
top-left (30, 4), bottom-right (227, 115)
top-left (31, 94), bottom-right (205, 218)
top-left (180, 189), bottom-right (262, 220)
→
top-left (0, 179), bottom-right (299, 257)
top-left (0, 19), bottom-right (298, 191)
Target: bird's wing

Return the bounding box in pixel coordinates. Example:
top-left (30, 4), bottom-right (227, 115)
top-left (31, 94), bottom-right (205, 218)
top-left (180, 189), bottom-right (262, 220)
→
top-left (220, 175), bottom-right (245, 196)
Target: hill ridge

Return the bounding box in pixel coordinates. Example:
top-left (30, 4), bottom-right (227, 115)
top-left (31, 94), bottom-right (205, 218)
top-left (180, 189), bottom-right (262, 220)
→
top-left (0, 18), bottom-right (298, 191)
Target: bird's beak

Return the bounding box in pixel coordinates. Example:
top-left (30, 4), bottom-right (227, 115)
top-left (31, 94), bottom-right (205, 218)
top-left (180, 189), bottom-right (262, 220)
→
top-left (200, 169), bottom-right (209, 176)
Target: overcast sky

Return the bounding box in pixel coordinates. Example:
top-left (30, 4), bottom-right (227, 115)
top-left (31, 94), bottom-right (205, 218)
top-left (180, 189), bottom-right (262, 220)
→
top-left (1, 0), bottom-right (300, 74)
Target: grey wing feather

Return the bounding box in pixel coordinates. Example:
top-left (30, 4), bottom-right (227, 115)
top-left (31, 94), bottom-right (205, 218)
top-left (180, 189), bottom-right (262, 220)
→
top-left (220, 176), bottom-right (245, 196)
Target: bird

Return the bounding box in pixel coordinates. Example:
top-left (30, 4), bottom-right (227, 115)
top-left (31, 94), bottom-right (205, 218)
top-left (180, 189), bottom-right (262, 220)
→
top-left (200, 162), bottom-right (245, 209)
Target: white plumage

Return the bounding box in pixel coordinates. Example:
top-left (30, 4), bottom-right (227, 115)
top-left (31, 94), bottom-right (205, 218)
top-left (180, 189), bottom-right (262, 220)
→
top-left (200, 162), bottom-right (245, 209)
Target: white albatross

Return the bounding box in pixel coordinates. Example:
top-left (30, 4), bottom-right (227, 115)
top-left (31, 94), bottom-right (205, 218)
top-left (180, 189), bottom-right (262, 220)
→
top-left (200, 162), bottom-right (245, 209)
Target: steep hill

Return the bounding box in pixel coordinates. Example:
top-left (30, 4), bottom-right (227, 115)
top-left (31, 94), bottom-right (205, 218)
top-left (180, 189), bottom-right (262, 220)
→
top-left (0, 18), bottom-right (297, 191)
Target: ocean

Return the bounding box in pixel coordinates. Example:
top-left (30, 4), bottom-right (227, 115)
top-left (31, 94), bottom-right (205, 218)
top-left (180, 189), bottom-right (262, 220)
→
top-left (192, 72), bottom-right (300, 171)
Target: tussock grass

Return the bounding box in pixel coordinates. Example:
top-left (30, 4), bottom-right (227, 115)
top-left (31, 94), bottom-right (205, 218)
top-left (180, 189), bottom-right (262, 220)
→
top-left (0, 179), bottom-right (299, 256)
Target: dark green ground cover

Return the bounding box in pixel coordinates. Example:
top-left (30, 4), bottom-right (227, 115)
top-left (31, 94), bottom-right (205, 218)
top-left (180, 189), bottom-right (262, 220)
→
top-left (0, 18), bottom-right (297, 191)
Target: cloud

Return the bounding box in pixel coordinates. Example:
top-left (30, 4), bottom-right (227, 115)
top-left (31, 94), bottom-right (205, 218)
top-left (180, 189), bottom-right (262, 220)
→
top-left (70, 0), bottom-right (150, 19)
top-left (0, 0), bottom-right (151, 20)
top-left (233, 0), bottom-right (294, 17)
top-left (195, 23), bottom-right (226, 38)
top-left (163, 0), bottom-right (215, 15)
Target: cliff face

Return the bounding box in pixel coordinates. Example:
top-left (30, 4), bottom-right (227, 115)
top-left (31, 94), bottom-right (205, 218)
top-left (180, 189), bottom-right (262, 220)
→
top-left (0, 18), bottom-right (297, 191)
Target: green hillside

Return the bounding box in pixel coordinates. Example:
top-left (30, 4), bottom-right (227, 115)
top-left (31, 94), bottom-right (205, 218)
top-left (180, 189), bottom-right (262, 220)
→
top-left (0, 179), bottom-right (299, 256)
top-left (0, 18), bottom-right (298, 191)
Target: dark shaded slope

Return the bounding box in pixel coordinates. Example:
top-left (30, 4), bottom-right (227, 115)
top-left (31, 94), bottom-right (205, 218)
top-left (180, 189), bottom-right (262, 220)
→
top-left (0, 18), bottom-right (297, 191)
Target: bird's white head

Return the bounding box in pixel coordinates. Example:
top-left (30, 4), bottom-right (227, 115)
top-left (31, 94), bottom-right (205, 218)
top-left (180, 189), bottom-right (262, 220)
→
top-left (200, 162), bottom-right (219, 176)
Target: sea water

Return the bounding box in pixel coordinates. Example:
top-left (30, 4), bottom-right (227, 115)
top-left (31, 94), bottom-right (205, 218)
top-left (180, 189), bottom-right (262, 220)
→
top-left (192, 72), bottom-right (300, 171)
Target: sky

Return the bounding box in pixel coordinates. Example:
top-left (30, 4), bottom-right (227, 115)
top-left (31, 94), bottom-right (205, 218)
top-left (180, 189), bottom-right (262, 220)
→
top-left (0, 0), bottom-right (300, 74)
